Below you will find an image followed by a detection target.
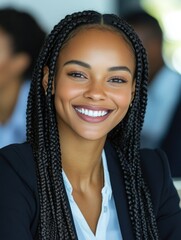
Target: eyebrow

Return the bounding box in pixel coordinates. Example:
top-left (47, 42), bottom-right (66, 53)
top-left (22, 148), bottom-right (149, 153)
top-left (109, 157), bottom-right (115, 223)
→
top-left (63, 60), bottom-right (91, 69)
top-left (108, 66), bottom-right (132, 74)
top-left (63, 60), bottom-right (132, 74)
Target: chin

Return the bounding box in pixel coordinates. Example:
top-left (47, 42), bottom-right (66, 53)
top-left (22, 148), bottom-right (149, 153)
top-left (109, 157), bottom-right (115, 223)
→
top-left (79, 131), bottom-right (107, 142)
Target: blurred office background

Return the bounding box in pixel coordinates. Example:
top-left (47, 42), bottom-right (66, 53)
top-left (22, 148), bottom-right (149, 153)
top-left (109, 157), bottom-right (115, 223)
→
top-left (0, 0), bottom-right (180, 72)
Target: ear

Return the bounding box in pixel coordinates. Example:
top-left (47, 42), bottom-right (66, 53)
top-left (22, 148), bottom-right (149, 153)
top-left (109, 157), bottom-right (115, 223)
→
top-left (131, 79), bottom-right (136, 103)
top-left (42, 66), bottom-right (55, 95)
top-left (42, 66), bottom-right (49, 94)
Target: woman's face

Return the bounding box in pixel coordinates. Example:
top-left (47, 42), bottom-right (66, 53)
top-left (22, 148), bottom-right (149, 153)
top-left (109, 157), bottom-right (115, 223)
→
top-left (49, 27), bottom-right (135, 141)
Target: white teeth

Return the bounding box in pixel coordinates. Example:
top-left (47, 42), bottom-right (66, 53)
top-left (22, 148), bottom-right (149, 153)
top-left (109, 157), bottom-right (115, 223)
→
top-left (75, 108), bottom-right (108, 117)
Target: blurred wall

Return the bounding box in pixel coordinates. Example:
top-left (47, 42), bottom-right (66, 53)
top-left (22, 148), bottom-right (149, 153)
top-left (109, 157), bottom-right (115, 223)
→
top-left (0, 0), bottom-right (120, 31)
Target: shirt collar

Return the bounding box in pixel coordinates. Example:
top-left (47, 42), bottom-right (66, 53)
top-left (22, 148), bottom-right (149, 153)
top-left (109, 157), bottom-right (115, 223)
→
top-left (101, 149), bottom-right (112, 200)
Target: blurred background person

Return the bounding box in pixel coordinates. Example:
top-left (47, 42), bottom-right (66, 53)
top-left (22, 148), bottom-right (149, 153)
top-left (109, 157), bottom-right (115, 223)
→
top-left (124, 9), bottom-right (181, 177)
top-left (0, 7), bottom-right (46, 148)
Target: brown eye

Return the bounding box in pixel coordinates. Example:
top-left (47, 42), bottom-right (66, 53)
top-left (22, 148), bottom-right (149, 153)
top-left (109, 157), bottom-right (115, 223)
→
top-left (108, 77), bottom-right (127, 83)
top-left (67, 71), bottom-right (87, 79)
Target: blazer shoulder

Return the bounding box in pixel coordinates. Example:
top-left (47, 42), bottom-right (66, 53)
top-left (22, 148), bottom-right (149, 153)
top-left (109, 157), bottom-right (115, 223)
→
top-left (140, 148), bottom-right (180, 210)
top-left (0, 142), bottom-right (36, 190)
top-left (0, 142), bottom-right (33, 156)
top-left (140, 148), bottom-right (171, 178)
top-left (0, 143), bottom-right (39, 238)
top-left (140, 149), bottom-right (181, 239)
top-left (140, 148), bottom-right (170, 196)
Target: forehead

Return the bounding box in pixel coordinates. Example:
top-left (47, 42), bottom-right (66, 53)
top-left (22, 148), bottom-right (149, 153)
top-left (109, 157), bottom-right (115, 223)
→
top-left (62, 25), bottom-right (134, 50)
top-left (58, 27), bottom-right (135, 66)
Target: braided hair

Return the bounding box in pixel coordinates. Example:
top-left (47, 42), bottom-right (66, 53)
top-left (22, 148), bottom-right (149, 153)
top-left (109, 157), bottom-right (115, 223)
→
top-left (27, 10), bottom-right (159, 239)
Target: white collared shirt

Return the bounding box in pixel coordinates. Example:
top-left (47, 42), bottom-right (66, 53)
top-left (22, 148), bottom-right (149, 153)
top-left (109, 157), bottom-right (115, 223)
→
top-left (62, 150), bottom-right (122, 240)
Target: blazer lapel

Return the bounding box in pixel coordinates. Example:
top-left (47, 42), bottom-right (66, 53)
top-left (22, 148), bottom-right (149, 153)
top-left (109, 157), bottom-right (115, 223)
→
top-left (105, 141), bottom-right (135, 240)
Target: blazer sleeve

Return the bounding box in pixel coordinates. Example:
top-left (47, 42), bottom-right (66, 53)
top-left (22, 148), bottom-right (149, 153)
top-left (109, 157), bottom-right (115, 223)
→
top-left (141, 149), bottom-right (181, 240)
top-left (0, 143), bottom-right (39, 240)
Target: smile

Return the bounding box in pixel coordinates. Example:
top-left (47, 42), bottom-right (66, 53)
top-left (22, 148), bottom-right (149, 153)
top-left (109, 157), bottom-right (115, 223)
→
top-left (75, 107), bottom-right (108, 117)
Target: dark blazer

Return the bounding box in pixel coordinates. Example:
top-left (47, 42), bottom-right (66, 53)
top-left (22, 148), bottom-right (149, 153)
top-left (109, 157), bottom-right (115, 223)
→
top-left (161, 96), bottom-right (181, 177)
top-left (0, 142), bottom-right (181, 240)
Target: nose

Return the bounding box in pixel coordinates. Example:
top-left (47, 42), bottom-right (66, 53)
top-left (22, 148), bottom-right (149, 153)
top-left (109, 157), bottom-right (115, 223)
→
top-left (83, 81), bottom-right (106, 101)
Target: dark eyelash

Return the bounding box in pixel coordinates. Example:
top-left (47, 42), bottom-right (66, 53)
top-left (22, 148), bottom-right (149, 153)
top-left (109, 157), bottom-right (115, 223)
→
top-left (67, 71), bottom-right (87, 78)
top-left (108, 77), bottom-right (127, 83)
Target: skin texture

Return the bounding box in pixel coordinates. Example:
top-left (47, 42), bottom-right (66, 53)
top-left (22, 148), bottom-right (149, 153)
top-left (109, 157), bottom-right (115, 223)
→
top-left (43, 27), bottom-right (135, 233)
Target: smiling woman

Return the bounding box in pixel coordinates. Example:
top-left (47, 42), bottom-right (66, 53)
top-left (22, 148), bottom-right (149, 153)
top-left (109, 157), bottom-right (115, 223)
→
top-left (44, 27), bottom-right (135, 141)
top-left (0, 10), bottom-right (181, 240)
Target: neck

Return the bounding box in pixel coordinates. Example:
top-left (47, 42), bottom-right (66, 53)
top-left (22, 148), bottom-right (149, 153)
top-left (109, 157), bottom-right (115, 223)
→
top-left (60, 133), bottom-right (106, 191)
top-left (0, 78), bottom-right (22, 124)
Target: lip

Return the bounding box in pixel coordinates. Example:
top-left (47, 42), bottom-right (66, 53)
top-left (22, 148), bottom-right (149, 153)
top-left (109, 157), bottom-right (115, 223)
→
top-left (73, 105), bottom-right (113, 123)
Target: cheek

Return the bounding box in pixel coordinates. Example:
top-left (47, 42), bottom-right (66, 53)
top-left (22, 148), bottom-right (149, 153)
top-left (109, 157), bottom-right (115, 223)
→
top-left (113, 90), bottom-right (132, 109)
top-left (55, 82), bottom-right (82, 102)
top-left (114, 93), bottom-right (132, 126)
top-left (54, 81), bottom-right (83, 116)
